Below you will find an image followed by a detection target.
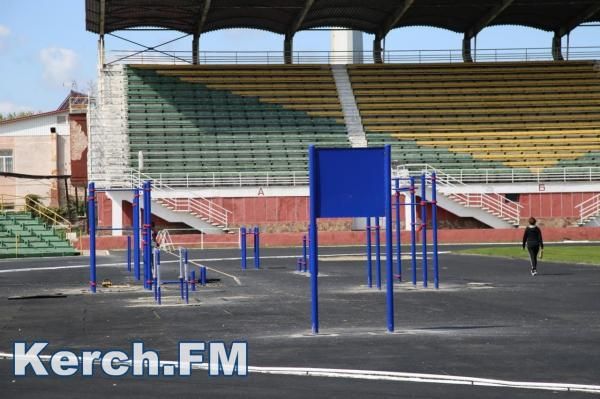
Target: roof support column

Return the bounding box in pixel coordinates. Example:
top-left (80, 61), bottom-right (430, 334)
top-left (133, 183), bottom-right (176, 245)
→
top-left (284, 33), bottom-right (293, 64)
top-left (373, 34), bottom-right (383, 64)
top-left (462, 34), bottom-right (473, 63)
top-left (552, 31), bottom-right (564, 61)
top-left (98, 34), bottom-right (105, 68)
top-left (192, 33), bottom-right (200, 64)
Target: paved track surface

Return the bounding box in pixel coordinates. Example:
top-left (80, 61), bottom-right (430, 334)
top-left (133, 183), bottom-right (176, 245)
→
top-left (1, 246), bottom-right (599, 398)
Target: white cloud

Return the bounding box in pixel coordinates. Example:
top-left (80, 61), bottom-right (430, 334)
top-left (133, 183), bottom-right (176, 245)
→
top-left (0, 101), bottom-right (31, 115)
top-left (0, 25), bottom-right (10, 51)
top-left (39, 47), bottom-right (79, 87)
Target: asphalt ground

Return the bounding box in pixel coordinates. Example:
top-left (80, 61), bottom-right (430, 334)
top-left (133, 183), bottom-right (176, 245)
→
top-left (0, 244), bottom-right (599, 398)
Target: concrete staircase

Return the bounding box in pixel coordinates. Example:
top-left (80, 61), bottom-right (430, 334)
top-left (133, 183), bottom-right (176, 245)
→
top-left (331, 65), bottom-right (368, 148)
top-left (399, 165), bottom-right (522, 228)
top-left (128, 169), bottom-right (232, 234)
top-left (575, 194), bottom-right (600, 226)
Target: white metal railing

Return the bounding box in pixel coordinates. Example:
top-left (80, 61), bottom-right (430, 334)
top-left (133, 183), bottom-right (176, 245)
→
top-left (128, 165), bottom-right (600, 189)
top-left (128, 168), bottom-right (232, 228)
top-left (401, 165), bottom-right (523, 225)
top-left (157, 228), bottom-right (241, 249)
top-left (575, 194), bottom-right (600, 225)
top-left (399, 165), bottom-right (600, 185)
top-left (107, 46), bottom-right (600, 65)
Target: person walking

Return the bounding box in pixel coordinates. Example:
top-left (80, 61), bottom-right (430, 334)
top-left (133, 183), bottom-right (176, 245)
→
top-left (522, 217), bottom-right (544, 276)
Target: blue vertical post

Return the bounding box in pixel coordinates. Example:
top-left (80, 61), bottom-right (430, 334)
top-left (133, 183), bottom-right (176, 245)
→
top-left (153, 249), bottom-right (159, 301)
top-left (87, 182), bottom-right (97, 293)
top-left (240, 227), bottom-right (247, 270)
top-left (184, 248), bottom-right (189, 304)
top-left (410, 177), bottom-right (417, 286)
top-left (394, 178), bottom-right (402, 281)
top-left (253, 226), bottom-right (260, 269)
top-left (146, 180), bottom-right (153, 288)
top-left (308, 145), bottom-right (319, 334)
top-left (421, 174), bottom-right (428, 288)
top-left (375, 217), bottom-right (381, 290)
top-left (132, 188), bottom-right (141, 281)
top-left (431, 172), bottom-right (440, 289)
top-left (178, 247), bottom-right (184, 299)
top-left (155, 248), bottom-right (161, 305)
top-left (201, 266), bottom-right (207, 286)
top-left (191, 270), bottom-right (196, 291)
top-left (302, 234), bottom-right (308, 273)
top-left (142, 181), bottom-right (150, 289)
top-left (384, 145), bottom-right (394, 332)
top-left (127, 236), bottom-right (131, 272)
top-left (366, 217), bottom-right (372, 288)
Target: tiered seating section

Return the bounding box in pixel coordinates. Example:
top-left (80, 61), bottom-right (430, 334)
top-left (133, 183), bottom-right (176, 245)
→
top-left (0, 212), bottom-right (78, 258)
top-left (349, 61), bottom-right (600, 170)
top-left (126, 65), bottom-right (350, 176)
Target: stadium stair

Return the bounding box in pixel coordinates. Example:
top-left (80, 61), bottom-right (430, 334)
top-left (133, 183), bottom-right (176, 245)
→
top-left (0, 212), bottom-right (79, 258)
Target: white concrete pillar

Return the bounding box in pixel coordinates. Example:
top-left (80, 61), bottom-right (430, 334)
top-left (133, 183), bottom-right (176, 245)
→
top-left (107, 193), bottom-right (123, 236)
top-left (330, 30), bottom-right (363, 64)
top-left (403, 192), bottom-right (412, 231)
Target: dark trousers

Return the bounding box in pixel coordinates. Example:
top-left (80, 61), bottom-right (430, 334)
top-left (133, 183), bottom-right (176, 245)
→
top-left (527, 245), bottom-right (540, 270)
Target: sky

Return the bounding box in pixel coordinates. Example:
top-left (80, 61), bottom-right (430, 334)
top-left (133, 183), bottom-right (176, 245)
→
top-left (1, 0), bottom-right (600, 113)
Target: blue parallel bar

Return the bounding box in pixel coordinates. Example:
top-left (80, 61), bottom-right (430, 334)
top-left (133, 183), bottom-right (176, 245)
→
top-left (253, 226), bottom-right (260, 269)
top-left (394, 179), bottom-right (402, 281)
top-left (384, 145), bottom-right (395, 332)
top-left (431, 172), bottom-right (440, 289)
top-left (366, 217), bottom-right (372, 288)
top-left (88, 182), bottom-right (96, 293)
top-left (240, 227), bottom-right (247, 270)
top-left (375, 216), bottom-right (381, 290)
top-left (410, 177), bottom-right (417, 286)
top-left (133, 188), bottom-right (140, 281)
top-left (308, 145), bottom-right (319, 334)
top-left (421, 174), bottom-right (428, 288)
top-left (191, 270), bottom-right (196, 291)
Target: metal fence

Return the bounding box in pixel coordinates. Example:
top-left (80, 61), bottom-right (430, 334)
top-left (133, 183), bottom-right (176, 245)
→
top-left (106, 46), bottom-right (600, 65)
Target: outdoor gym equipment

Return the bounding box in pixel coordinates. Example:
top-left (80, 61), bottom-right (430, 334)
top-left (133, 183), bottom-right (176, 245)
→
top-left (240, 226), bottom-right (260, 270)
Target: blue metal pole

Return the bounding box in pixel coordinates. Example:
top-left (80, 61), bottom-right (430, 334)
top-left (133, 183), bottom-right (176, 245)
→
top-left (394, 178), bottom-right (402, 281)
top-left (178, 247), bottom-right (184, 299)
top-left (88, 182), bottom-right (97, 293)
top-left (421, 174), bottom-right (428, 288)
top-left (384, 145), bottom-right (395, 332)
top-left (366, 217), bottom-right (372, 288)
top-left (155, 248), bottom-right (161, 305)
top-left (184, 248), bottom-right (189, 304)
top-left (191, 270), bottom-right (196, 291)
top-left (253, 226), bottom-right (260, 269)
top-left (146, 180), bottom-right (153, 289)
top-left (153, 249), bottom-right (158, 301)
top-left (127, 236), bottom-right (131, 272)
top-left (132, 188), bottom-right (140, 281)
top-left (308, 145), bottom-right (319, 334)
top-left (375, 216), bottom-right (381, 290)
top-left (142, 181), bottom-right (149, 289)
top-left (201, 266), bottom-right (207, 286)
top-left (240, 227), bottom-right (247, 270)
top-left (410, 176), bottom-right (417, 286)
top-left (302, 234), bottom-right (308, 273)
top-left (431, 172), bottom-right (440, 289)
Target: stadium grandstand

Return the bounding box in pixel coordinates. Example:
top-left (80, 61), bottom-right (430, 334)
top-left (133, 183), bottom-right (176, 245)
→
top-left (84, 0), bottom-right (600, 240)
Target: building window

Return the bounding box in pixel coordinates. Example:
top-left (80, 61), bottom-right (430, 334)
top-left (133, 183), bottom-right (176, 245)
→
top-left (57, 115), bottom-right (67, 124)
top-left (0, 150), bottom-right (13, 173)
top-left (505, 193), bottom-right (520, 202)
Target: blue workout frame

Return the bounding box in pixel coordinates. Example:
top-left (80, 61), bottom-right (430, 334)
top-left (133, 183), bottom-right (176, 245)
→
top-left (87, 180), bottom-right (152, 293)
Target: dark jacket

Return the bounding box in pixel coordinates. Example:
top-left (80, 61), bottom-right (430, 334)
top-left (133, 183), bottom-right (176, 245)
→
top-left (522, 225), bottom-right (544, 249)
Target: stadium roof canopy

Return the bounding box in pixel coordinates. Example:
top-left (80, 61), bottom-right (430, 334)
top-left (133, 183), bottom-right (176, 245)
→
top-left (86, 0), bottom-right (600, 38)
